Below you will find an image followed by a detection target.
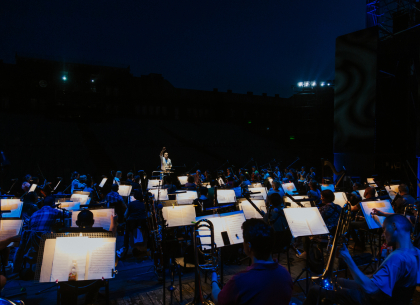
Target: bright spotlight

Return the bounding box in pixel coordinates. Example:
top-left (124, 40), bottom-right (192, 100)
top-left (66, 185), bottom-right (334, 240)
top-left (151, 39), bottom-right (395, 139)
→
top-left (320, 82), bottom-right (325, 87)
top-left (297, 82), bottom-right (303, 87)
top-left (91, 79), bottom-right (94, 83)
top-left (304, 81), bottom-right (310, 87)
top-left (311, 81), bottom-right (316, 87)
top-left (327, 83), bottom-right (330, 86)
top-left (62, 76), bottom-right (67, 81)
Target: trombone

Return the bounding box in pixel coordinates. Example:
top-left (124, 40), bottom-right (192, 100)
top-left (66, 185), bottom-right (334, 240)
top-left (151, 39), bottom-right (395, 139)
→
top-left (187, 219), bottom-right (220, 305)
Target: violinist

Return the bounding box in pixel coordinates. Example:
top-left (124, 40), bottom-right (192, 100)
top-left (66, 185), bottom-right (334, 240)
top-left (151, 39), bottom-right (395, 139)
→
top-left (21, 174), bottom-right (32, 190)
top-left (273, 166), bottom-right (282, 181)
top-left (71, 171), bottom-right (85, 194)
top-left (298, 166), bottom-right (306, 182)
top-left (251, 166), bottom-right (260, 182)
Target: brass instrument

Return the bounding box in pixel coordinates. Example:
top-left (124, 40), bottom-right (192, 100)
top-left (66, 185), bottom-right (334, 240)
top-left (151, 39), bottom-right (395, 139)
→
top-left (187, 219), bottom-right (220, 305)
top-left (312, 204), bottom-right (352, 290)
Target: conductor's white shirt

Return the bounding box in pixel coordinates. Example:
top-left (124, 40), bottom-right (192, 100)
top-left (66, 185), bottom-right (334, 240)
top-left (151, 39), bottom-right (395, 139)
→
top-left (160, 156), bottom-right (172, 171)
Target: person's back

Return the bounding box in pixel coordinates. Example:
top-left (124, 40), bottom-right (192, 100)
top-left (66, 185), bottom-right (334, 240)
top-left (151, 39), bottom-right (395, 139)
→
top-left (29, 196), bottom-right (62, 232)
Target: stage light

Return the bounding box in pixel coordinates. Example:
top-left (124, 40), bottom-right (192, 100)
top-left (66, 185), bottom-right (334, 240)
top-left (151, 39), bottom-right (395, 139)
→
top-left (327, 83), bottom-right (330, 86)
top-left (297, 82), bottom-right (303, 87)
top-left (62, 76), bottom-right (67, 81)
top-left (290, 136), bottom-right (295, 140)
top-left (248, 121), bottom-right (252, 124)
top-left (320, 82), bottom-right (325, 87)
top-left (91, 79), bottom-right (94, 83)
top-left (304, 81), bottom-right (310, 87)
top-left (311, 81), bottom-right (316, 87)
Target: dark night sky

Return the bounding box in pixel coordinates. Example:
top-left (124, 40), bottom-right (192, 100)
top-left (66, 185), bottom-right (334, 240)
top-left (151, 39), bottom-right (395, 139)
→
top-left (1, 1), bottom-right (365, 97)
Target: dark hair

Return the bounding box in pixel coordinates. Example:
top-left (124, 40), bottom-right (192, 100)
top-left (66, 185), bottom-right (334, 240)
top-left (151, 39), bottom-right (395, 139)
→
top-left (321, 189), bottom-right (335, 203)
top-left (365, 187), bottom-right (375, 198)
top-left (26, 192), bottom-right (37, 203)
top-left (127, 172), bottom-right (133, 179)
top-left (111, 183), bottom-right (119, 192)
top-left (309, 181), bottom-right (318, 190)
top-left (71, 171), bottom-right (79, 179)
top-left (200, 187), bottom-right (208, 196)
top-left (163, 176), bottom-right (172, 184)
top-left (43, 195), bottom-right (55, 207)
top-left (25, 174), bottom-right (31, 182)
top-left (384, 214), bottom-right (412, 232)
top-left (76, 210), bottom-right (94, 228)
top-left (268, 193), bottom-right (283, 207)
top-left (187, 176), bottom-right (195, 183)
top-left (242, 219), bottom-right (275, 260)
top-left (133, 189), bottom-right (143, 201)
top-left (134, 175), bottom-right (141, 183)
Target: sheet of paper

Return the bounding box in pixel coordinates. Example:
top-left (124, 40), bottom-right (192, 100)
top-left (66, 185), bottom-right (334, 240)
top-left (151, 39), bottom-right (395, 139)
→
top-left (70, 194), bottom-right (90, 206)
top-left (0, 220), bottom-right (23, 246)
top-left (250, 183), bottom-right (262, 188)
top-left (358, 189), bottom-right (376, 200)
top-left (163, 206), bottom-right (196, 227)
top-left (149, 188), bottom-right (169, 201)
top-left (58, 201), bottom-right (81, 211)
top-left (0, 199), bottom-right (23, 218)
top-left (334, 192), bottom-right (348, 208)
top-left (385, 185), bottom-right (399, 200)
top-left (196, 214), bottom-right (226, 249)
top-left (239, 200), bottom-right (266, 219)
top-left (222, 211), bottom-right (246, 245)
top-left (217, 189), bottom-right (236, 204)
top-left (249, 187), bottom-right (267, 200)
top-left (72, 209), bottom-right (114, 231)
top-left (283, 196), bottom-right (311, 208)
top-left (366, 178), bottom-right (377, 187)
top-left (40, 239), bottom-right (56, 282)
top-left (176, 191), bottom-right (198, 205)
top-left (99, 178), bottom-right (107, 188)
top-left (321, 184), bottom-right (335, 192)
top-left (178, 176), bottom-right (188, 185)
top-left (29, 184), bottom-right (37, 192)
top-left (282, 183), bottom-right (297, 195)
top-left (51, 237), bottom-right (89, 281)
top-left (147, 180), bottom-right (162, 189)
top-left (360, 200), bottom-right (394, 229)
top-left (87, 238), bottom-right (116, 280)
top-left (118, 185), bottom-right (132, 197)
top-left (284, 208), bottom-right (328, 237)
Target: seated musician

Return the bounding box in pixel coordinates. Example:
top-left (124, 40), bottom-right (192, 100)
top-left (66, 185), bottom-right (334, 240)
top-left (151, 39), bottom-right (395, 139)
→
top-left (114, 171), bottom-right (122, 184)
top-left (297, 190), bottom-right (341, 259)
top-left (251, 166), bottom-right (260, 182)
top-left (307, 181), bottom-right (321, 206)
top-left (192, 169), bottom-right (205, 185)
top-left (351, 182), bottom-right (362, 201)
top-left (371, 184), bottom-right (416, 217)
top-left (212, 219), bottom-right (293, 305)
top-left (304, 214), bottom-right (420, 305)
top-left (162, 176), bottom-right (177, 194)
top-left (273, 166), bottom-right (282, 181)
top-left (105, 184), bottom-right (127, 222)
top-left (283, 172), bottom-right (294, 183)
top-left (184, 176), bottom-right (196, 190)
top-left (204, 170), bottom-right (212, 183)
top-left (267, 180), bottom-right (285, 198)
top-left (71, 171), bottom-right (85, 194)
top-left (262, 169), bottom-right (270, 180)
top-left (21, 181), bottom-right (30, 194)
top-left (193, 187), bottom-right (212, 215)
top-left (263, 193), bottom-right (288, 233)
top-left (239, 174), bottom-right (251, 186)
top-left (298, 166), bottom-right (306, 182)
top-left (22, 191), bottom-right (39, 218)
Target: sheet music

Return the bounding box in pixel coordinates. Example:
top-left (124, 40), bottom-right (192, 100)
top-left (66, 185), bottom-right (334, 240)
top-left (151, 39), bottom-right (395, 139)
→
top-left (0, 220), bottom-right (23, 247)
top-left (218, 178), bottom-right (225, 185)
top-left (51, 237), bottom-right (89, 281)
top-left (70, 194), bottom-right (90, 206)
top-left (367, 178), bottom-right (377, 187)
top-left (223, 211), bottom-right (246, 244)
top-left (0, 199), bottom-right (23, 218)
top-left (239, 200), bottom-right (266, 219)
top-left (358, 189), bottom-right (376, 199)
top-left (385, 185), bottom-right (399, 200)
top-left (334, 192), bottom-right (348, 208)
top-left (163, 206), bottom-right (196, 227)
top-left (87, 238), bottom-right (116, 280)
top-left (178, 176), bottom-right (188, 185)
top-left (360, 200), bottom-right (394, 229)
top-left (58, 201), bottom-right (80, 211)
top-left (149, 188), bottom-right (169, 201)
top-left (250, 183), bottom-right (262, 188)
top-left (283, 196), bottom-right (311, 208)
top-left (321, 184), bottom-right (335, 192)
top-left (282, 183), bottom-right (297, 195)
top-left (117, 185), bottom-right (132, 197)
top-left (72, 209), bottom-right (114, 231)
top-left (249, 187), bottom-right (267, 200)
top-left (284, 208), bottom-right (329, 237)
top-left (99, 178), bottom-right (107, 188)
top-left (176, 191), bottom-right (198, 205)
top-left (147, 180), bottom-right (162, 189)
top-left (196, 215), bottom-right (226, 249)
top-left (29, 184), bottom-right (37, 192)
top-left (217, 189), bottom-right (236, 204)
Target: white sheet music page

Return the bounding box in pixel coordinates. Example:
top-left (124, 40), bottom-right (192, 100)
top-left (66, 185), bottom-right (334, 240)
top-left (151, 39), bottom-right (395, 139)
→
top-left (147, 180), bottom-right (162, 189)
top-left (217, 189), bottom-right (236, 204)
top-left (117, 185), bottom-right (132, 197)
top-left (70, 194), bottom-right (90, 206)
top-left (87, 238), bottom-right (116, 280)
top-left (0, 199), bottom-right (23, 218)
top-left (334, 192), bottom-right (348, 208)
top-left (196, 215), bottom-right (226, 249)
top-left (72, 209), bottom-right (114, 231)
top-left (0, 220), bottom-right (23, 246)
top-left (282, 183), bottom-right (297, 195)
top-left (163, 206), bottom-right (196, 227)
top-left (284, 208), bottom-right (328, 237)
top-left (360, 200), bottom-right (394, 229)
top-left (239, 200), bottom-right (266, 219)
top-left (176, 191), bottom-right (198, 205)
top-left (385, 185), bottom-right (399, 200)
top-left (99, 178), bottom-right (107, 188)
top-left (59, 201), bottom-right (80, 211)
top-left (249, 187), bottom-right (267, 200)
top-left (221, 211), bottom-right (246, 245)
top-left (149, 188), bottom-right (169, 201)
top-left (283, 195), bottom-right (310, 208)
top-left (29, 184), bottom-right (37, 192)
top-left (178, 176), bottom-right (188, 185)
top-left (51, 237), bottom-right (89, 281)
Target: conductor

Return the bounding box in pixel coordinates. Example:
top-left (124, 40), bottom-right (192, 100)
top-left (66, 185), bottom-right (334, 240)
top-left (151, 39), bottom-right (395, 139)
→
top-left (159, 147), bottom-right (172, 172)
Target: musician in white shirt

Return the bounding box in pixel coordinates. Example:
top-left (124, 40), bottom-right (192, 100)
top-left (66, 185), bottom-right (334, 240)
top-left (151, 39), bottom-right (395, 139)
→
top-left (159, 147), bottom-right (172, 171)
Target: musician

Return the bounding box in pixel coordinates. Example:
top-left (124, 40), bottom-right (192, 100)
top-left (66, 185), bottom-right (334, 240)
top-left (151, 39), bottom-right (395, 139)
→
top-left (106, 184), bottom-right (127, 222)
top-left (184, 176), bottom-right (196, 190)
top-left (307, 181), bottom-right (321, 206)
top-left (21, 181), bottom-right (30, 194)
top-left (267, 181), bottom-right (285, 198)
top-left (21, 174), bottom-right (32, 190)
top-left (159, 147), bottom-right (172, 171)
top-left (350, 186), bottom-right (376, 212)
top-left (298, 166), bottom-right (306, 182)
top-left (351, 182), bottom-right (362, 201)
top-left (113, 171), bottom-right (122, 184)
top-left (263, 193), bottom-right (288, 233)
top-left (273, 166), bottom-right (282, 181)
top-left (306, 167), bottom-right (316, 181)
top-left (204, 170), bottom-right (212, 183)
top-left (70, 171), bottom-right (85, 194)
top-left (372, 184), bottom-right (416, 217)
top-left (262, 169), bottom-right (270, 180)
top-left (240, 174), bottom-right (251, 186)
top-left (22, 191), bottom-right (39, 218)
top-left (162, 176), bottom-right (177, 194)
top-left (304, 214), bottom-right (420, 305)
top-left (212, 219), bottom-right (293, 305)
top-left (251, 166), bottom-right (260, 182)
top-left (193, 187), bottom-right (212, 215)
top-left (283, 172), bottom-right (294, 184)
top-left (0, 235), bottom-right (21, 289)
top-left (192, 169), bottom-right (205, 185)
top-left (232, 180), bottom-right (242, 198)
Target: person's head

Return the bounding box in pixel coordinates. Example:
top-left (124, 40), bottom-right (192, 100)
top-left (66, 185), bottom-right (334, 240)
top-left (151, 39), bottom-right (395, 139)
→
top-left (133, 189), bottom-right (143, 201)
top-left (71, 171), bottom-right (79, 180)
top-left (284, 168), bottom-right (288, 173)
top-left (310, 167), bottom-right (315, 173)
top-left (76, 210), bottom-right (95, 228)
top-left (382, 214), bottom-right (412, 247)
top-left (242, 219), bottom-right (275, 261)
top-left (200, 187), bottom-right (208, 197)
top-left (187, 176), bottom-right (195, 184)
top-left (364, 187), bottom-right (375, 199)
top-left (26, 191), bottom-right (38, 203)
top-left (196, 169), bottom-right (201, 176)
top-left (79, 175), bottom-right (87, 183)
top-left (127, 172), bottom-right (133, 180)
top-left (286, 173), bottom-right (293, 180)
top-left (205, 170), bottom-right (210, 177)
top-left (309, 180), bottom-right (318, 191)
top-left (268, 193), bottom-right (283, 208)
top-left (301, 166), bottom-right (305, 171)
top-left (164, 151), bottom-right (169, 159)
top-left (321, 190), bottom-right (335, 204)
top-left (163, 175), bottom-right (172, 185)
top-left (43, 195), bottom-right (55, 207)
top-left (275, 166), bottom-right (279, 171)
top-left (271, 180), bottom-right (280, 191)
top-left (398, 184), bottom-right (409, 195)
top-left (22, 182), bottom-right (30, 192)
top-left (252, 166), bottom-right (256, 172)
top-left (111, 183), bottom-right (119, 192)
top-left (116, 171), bottom-right (122, 178)
top-left (24, 174), bottom-right (32, 182)
top-left (134, 175), bottom-right (141, 183)
top-left (352, 182), bottom-right (360, 191)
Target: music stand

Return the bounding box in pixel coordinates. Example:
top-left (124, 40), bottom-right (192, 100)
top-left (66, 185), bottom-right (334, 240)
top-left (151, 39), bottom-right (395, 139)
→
top-left (176, 191), bottom-right (197, 205)
top-left (321, 184), bottom-right (335, 192)
top-left (71, 209), bottom-right (115, 231)
top-left (0, 199), bottom-right (23, 218)
top-left (34, 232), bottom-right (116, 305)
top-left (282, 183), bottom-right (298, 195)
